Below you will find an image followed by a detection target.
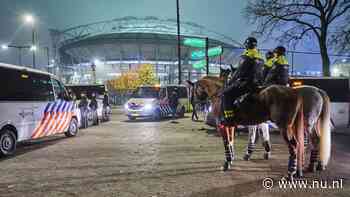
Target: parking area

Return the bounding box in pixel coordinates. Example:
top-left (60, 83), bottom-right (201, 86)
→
top-left (1, 108), bottom-right (350, 197)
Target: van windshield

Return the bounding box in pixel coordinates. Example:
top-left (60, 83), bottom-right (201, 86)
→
top-left (133, 87), bottom-right (159, 98)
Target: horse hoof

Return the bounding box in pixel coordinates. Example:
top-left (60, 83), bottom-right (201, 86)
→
top-left (243, 154), bottom-right (251, 161)
top-left (264, 152), bottom-right (270, 160)
top-left (307, 163), bottom-right (317, 173)
top-left (296, 170), bottom-right (303, 178)
top-left (221, 162), bottom-right (232, 171)
top-left (287, 174), bottom-right (294, 182)
top-left (316, 162), bottom-right (326, 171)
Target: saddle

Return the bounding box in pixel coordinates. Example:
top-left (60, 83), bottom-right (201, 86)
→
top-left (233, 86), bottom-right (267, 108)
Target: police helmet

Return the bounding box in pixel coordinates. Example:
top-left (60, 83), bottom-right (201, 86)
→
top-left (265, 51), bottom-right (274, 60)
top-left (273, 46), bottom-right (286, 56)
top-left (244, 37), bottom-right (258, 49)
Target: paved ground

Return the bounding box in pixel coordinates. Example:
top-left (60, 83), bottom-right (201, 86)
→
top-left (1, 108), bottom-right (350, 197)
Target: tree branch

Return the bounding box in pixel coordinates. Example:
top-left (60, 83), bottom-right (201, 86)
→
top-left (328, 3), bottom-right (350, 23)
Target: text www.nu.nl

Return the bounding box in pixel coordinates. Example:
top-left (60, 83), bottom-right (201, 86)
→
top-left (262, 177), bottom-right (344, 190)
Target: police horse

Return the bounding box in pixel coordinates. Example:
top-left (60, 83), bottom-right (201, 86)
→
top-left (188, 76), bottom-right (331, 179)
top-left (218, 68), bottom-right (272, 161)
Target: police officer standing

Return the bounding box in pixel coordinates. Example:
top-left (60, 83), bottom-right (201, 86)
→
top-left (89, 93), bottom-right (99, 125)
top-left (169, 89), bottom-right (179, 118)
top-left (79, 93), bottom-right (89, 129)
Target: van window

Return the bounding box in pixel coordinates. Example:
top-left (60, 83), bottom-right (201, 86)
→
top-left (52, 79), bottom-right (68, 100)
top-left (167, 86), bottom-right (188, 98)
top-left (0, 67), bottom-right (54, 101)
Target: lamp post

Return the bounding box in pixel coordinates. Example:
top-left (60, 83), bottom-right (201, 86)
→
top-left (176, 0), bottom-right (181, 84)
top-left (24, 14), bottom-right (36, 68)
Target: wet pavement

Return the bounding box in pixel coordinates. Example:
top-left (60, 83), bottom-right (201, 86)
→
top-left (0, 108), bottom-right (349, 197)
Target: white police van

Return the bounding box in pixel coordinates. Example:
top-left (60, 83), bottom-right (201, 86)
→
top-left (124, 85), bottom-right (189, 120)
top-left (0, 63), bottom-right (79, 156)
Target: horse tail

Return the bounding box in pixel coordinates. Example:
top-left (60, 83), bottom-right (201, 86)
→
top-left (318, 90), bottom-right (331, 167)
top-left (289, 91), bottom-right (303, 130)
top-left (295, 96), bottom-right (304, 170)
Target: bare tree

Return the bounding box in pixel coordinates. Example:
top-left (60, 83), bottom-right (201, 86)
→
top-left (244, 0), bottom-right (350, 76)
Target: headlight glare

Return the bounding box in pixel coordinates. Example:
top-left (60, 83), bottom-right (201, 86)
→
top-left (144, 104), bottom-right (153, 110)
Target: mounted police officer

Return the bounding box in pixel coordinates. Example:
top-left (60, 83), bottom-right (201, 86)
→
top-left (221, 37), bottom-right (264, 124)
top-left (263, 51), bottom-right (274, 80)
top-left (264, 46), bottom-right (289, 86)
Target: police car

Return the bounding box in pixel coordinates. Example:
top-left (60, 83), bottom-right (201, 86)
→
top-left (124, 85), bottom-right (189, 120)
top-left (0, 63), bottom-right (79, 156)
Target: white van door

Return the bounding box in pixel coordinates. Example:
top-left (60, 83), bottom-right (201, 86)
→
top-left (30, 73), bottom-right (56, 139)
top-left (0, 69), bottom-right (42, 141)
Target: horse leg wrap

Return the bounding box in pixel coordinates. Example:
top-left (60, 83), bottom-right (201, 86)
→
top-left (308, 149), bottom-right (319, 172)
top-left (262, 141), bottom-right (271, 153)
top-left (288, 154), bottom-right (297, 176)
top-left (222, 136), bottom-right (232, 163)
top-left (262, 141), bottom-right (271, 160)
top-left (229, 144), bottom-right (235, 161)
top-left (243, 143), bottom-right (255, 161)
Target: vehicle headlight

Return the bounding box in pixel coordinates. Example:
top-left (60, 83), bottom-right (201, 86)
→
top-left (124, 103), bottom-right (129, 110)
top-left (144, 104), bottom-right (153, 110)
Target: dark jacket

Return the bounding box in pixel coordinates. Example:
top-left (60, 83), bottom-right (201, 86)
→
top-left (169, 92), bottom-right (179, 107)
top-left (264, 56), bottom-right (289, 86)
top-left (224, 55), bottom-right (263, 93)
top-left (79, 97), bottom-right (88, 108)
top-left (89, 98), bottom-right (98, 110)
top-left (103, 95), bottom-right (109, 106)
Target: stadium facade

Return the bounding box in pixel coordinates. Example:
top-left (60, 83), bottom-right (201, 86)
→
top-left (50, 16), bottom-right (242, 84)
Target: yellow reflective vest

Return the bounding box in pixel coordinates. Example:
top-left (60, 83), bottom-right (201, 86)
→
top-left (242, 49), bottom-right (263, 60)
top-left (274, 55), bottom-right (289, 65)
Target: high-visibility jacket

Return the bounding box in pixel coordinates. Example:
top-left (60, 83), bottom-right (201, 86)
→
top-left (264, 55), bottom-right (289, 86)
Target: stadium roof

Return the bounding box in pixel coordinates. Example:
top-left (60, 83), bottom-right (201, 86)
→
top-left (51, 16), bottom-right (242, 65)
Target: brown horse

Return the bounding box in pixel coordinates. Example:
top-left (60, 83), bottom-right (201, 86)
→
top-left (187, 76), bottom-right (331, 179)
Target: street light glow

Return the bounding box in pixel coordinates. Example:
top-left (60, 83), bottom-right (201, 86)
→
top-left (24, 14), bottom-right (35, 24)
top-left (1, 44), bottom-right (8, 50)
top-left (94, 58), bottom-right (101, 65)
top-left (30, 45), bottom-right (37, 51)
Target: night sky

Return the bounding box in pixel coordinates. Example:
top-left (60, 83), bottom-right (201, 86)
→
top-left (0, 0), bottom-right (323, 71)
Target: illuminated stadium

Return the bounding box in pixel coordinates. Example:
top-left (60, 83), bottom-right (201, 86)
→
top-left (50, 16), bottom-right (242, 84)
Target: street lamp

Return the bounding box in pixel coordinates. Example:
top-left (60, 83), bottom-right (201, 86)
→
top-left (30, 45), bottom-right (37, 51)
top-left (1, 44), bottom-right (9, 50)
top-left (23, 14), bottom-right (36, 68)
top-left (24, 14), bottom-right (34, 24)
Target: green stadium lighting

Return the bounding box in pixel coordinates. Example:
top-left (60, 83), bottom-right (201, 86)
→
top-left (208, 46), bottom-right (223, 57)
top-left (183, 38), bottom-right (206, 48)
top-left (191, 46), bottom-right (223, 60)
top-left (192, 59), bottom-right (207, 69)
top-left (191, 50), bottom-right (206, 59)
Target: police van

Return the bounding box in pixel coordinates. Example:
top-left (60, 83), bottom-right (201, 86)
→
top-left (0, 63), bottom-right (79, 156)
top-left (290, 77), bottom-right (350, 128)
top-left (124, 85), bottom-right (189, 120)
